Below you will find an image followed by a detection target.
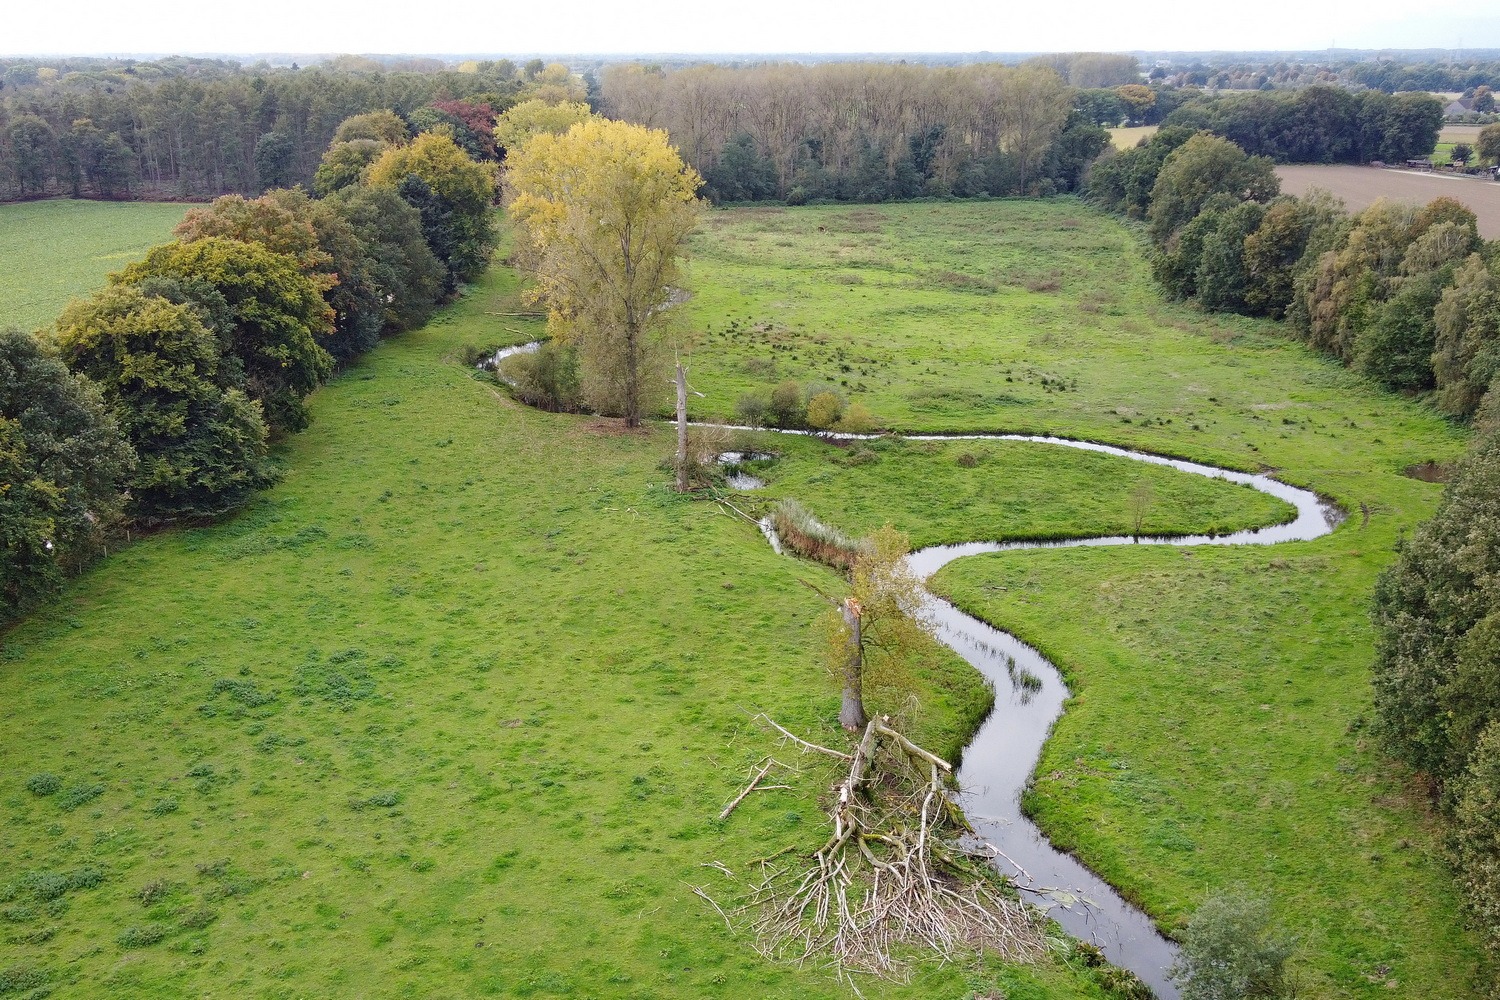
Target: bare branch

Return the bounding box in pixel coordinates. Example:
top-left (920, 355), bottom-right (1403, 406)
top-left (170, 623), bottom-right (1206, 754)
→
top-left (755, 713), bottom-right (853, 761)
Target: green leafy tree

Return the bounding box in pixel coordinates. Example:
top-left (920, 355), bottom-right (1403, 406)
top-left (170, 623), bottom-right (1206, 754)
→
top-left (1452, 722), bottom-right (1500, 956)
top-left (1152, 193), bottom-right (1233, 301)
top-left (1147, 132), bottom-right (1279, 245)
top-left (0, 329), bottom-right (134, 619)
top-left (1478, 122), bottom-right (1500, 165)
top-left (254, 130), bottom-right (296, 189)
top-left (1372, 432), bottom-right (1500, 782)
top-left (324, 184), bottom-right (446, 334)
top-left (1451, 143), bottom-right (1475, 166)
top-left (6, 114), bottom-right (57, 195)
top-left (117, 238), bottom-right (333, 434)
top-left (54, 287), bottom-right (276, 519)
top-left (1433, 254), bottom-right (1500, 419)
top-left (1355, 219), bottom-right (1479, 390)
top-left (1169, 891), bottom-right (1294, 1000)
top-left (314, 139), bottom-right (384, 196)
top-left (332, 110), bottom-right (410, 145)
top-left (1243, 192), bottom-right (1346, 320)
top-left (366, 129), bottom-right (498, 284)
top-left (1193, 200), bottom-right (1267, 312)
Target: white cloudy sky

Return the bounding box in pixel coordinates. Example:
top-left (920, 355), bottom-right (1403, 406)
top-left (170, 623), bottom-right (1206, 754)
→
top-left (3, 0), bottom-right (1499, 56)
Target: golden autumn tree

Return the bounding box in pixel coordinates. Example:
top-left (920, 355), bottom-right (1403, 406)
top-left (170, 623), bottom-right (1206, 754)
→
top-left (505, 118), bottom-right (704, 428)
top-left (493, 100), bottom-right (595, 159)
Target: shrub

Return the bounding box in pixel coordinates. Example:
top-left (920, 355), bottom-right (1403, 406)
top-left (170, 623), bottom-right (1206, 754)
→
top-left (117, 924), bottom-right (167, 948)
top-left (805, 390), bottom-right (846, 431)
top-left (735, 392), bottom-right (770, 428)
top-left (24, 774), bottom-right (59, 797)
top-left (0, 965), bottom-right (48, 995)
top-left (56, 783), bottom-right (103, 811)
top-left (835, 400), bottom-right (877, 434)
top-left (506, 343), bottom-right (583, 413)
top-left (768, 380), bottom-right (805, 428)
top-left (1170, 890), bottom-right (1294, 999)
top-left (178, 907), bottom-right (218, 930)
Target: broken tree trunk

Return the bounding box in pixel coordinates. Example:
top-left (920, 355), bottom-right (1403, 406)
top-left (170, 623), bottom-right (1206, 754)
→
top-left (839, 597), bottom-right (868, 731)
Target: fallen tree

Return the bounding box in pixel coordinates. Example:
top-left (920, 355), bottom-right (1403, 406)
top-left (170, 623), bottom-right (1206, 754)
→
top-left (726, 714), bottom-right (1047, 990)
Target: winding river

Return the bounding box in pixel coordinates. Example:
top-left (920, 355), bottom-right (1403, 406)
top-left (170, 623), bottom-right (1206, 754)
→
top-left (744, 431), bottom-right (1345, 998)
top-left (483, 349), bottom-right (1345, 995)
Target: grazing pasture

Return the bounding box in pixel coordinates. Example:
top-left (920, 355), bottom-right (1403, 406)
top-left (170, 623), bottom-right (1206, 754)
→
top-left (1275, 163), bottom-right (1500, 237)
top-left (1108, 125), bottom-right (1158, 149)
top-left (0, 199), bottom-right (1488, 998)
top-left (0, 200), bottom-right (186, 331)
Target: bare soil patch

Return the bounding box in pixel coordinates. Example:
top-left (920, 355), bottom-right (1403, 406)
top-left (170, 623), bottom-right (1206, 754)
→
top-left (1275, 164), bottom-right (1500, 239)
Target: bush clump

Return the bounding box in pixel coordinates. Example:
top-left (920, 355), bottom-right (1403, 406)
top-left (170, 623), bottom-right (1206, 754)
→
top-left (1169, 890), bottom-right (1294, 999)
top-left (117, 924), bottom-right (167, 949)
top-left (768, 379), bottom-right (806, 428)
top-left (24, 774), bottom-right (60, 797)
top-left (504, 342), bottom-right (582, 413)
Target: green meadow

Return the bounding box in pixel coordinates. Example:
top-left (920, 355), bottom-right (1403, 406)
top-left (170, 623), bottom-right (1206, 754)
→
top-left (0, 199), bottom-right (186, 331)
top-left (0, 198), bottom-right (1488, 998)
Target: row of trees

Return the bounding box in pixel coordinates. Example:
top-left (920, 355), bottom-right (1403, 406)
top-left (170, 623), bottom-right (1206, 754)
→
top-left (1159, 86), bottom-right (1443, 165)
top-left (0, 59), bottom-right (581, 201)
top-left (599, 62), bottom-right (1107, 203)
top-left (1371, 431), bottom-right (1500, 960)
top-left (1094, 117), bottom-right (1500, 968)
top-left (2, 111), bottom-right (498, 621)
top-left (1093, 127), bottom-right (1500, 426)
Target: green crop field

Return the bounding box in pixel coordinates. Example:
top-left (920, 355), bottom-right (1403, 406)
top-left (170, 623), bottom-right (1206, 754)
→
top-left (0, 199), bottom-right (187, 332)
top-left (0, 199), bottom-right (1488, 998)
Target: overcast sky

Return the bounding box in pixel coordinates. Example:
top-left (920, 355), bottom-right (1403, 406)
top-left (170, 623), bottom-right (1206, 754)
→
top-left (5, 0), bottom-right (1500, 57)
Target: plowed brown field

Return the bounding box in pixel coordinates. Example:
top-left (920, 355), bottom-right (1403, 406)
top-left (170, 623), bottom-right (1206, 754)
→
top-left (1275, 163), bottom-right (1500, 237)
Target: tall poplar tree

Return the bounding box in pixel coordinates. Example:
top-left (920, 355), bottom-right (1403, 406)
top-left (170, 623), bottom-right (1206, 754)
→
top-left (505, 119), bottom-right (703, 427)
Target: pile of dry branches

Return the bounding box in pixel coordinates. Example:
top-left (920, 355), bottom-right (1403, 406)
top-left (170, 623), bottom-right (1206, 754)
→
top-left (724, 714), bottom-right (1047, 990)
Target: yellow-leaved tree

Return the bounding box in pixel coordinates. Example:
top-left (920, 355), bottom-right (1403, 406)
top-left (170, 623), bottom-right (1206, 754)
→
top-left (505, 118), bottom-right (704, 428)
top-left (493, 100), bottom-right (596, 159)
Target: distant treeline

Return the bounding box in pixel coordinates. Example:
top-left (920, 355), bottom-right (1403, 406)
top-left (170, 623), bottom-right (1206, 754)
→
top-left (1143, 54), bottom-right (1500, 95)
top-left (1076, 84), bottom-right (1443, 164)
top-left (600, 62), bottom-right (1110, 202)
top-left (1092, 125), bottom-right (1500, 426)
top-left (0, 57), bottom-right (582, 202)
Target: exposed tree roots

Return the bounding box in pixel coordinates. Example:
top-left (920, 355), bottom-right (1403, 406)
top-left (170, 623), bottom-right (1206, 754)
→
top-left (726, 715), bottom-right (1047, 991)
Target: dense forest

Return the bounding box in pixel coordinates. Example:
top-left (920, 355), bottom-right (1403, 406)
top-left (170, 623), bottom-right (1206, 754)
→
top-left (0, 56), bottom-right (583, 201)
top-left (599, 61), bottom-right (1109, 202)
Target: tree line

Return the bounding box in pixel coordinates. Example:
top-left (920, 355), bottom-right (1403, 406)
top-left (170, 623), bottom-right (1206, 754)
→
top-left (0, 58), bottom-right (586, 201)
top-left (1073, 83), bottom-right (1443, 165)
top-left (1091, 126), bottom-right (1499, 426)
top-left (598, 62), bottom-right (1110, 203)
top-left (1092, 126), bottom-right (1500, 958)
top-left (1, 111), bottom-right (498, 622)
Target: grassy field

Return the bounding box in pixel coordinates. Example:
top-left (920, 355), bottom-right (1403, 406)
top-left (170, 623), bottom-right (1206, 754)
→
top-left (0, 199), bottom-right (186, 331)
top-left (1107, 126), bottom-right (1158, 150)
top-left (680, 200), bottom-right (1485, 996)
top-left (0, 199), bottom-right (1488, 998)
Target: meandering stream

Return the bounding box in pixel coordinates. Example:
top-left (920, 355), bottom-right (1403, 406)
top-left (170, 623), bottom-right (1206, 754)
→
top-left (746, 431), bottom-right (1345, 998)
top-left (484, 348), bottom-right (1345, 995)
